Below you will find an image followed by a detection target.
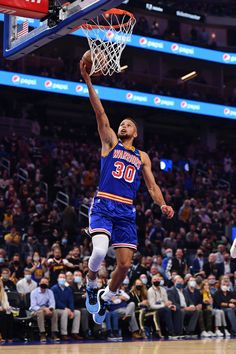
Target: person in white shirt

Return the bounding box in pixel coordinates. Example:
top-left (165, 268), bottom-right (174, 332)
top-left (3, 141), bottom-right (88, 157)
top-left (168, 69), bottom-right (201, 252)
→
top-left (230, 239), bottom-right (236, 259)
top-left (16, 268), bottom-right (37, 295)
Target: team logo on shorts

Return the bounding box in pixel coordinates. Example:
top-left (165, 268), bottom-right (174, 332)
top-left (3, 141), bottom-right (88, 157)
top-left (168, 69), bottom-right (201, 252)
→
top-left (223, 53), bottom-right (231, 62)
top-left (12, 75), bottom-right (20, 83)
top-left (181, 101), bottom-right (187, 108)
top-left (154, 97), bottom-right (161, 104)
top-left (171, 43), bottom-right (179, 52)
top-left (75, 85), bottom-right (83, 92)
top-left (44, 80), bottom-right (52, 88)
top-left (139, 37), bottom-right (147, 46)
top-left (126, 92), bottom-right (133, 100)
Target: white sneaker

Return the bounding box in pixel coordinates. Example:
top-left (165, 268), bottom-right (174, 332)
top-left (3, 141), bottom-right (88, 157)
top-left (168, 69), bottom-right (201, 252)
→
top-left (215, 329), bottom-right (224, 337)
top-left (208, 331), bottom-right (216, 337)
top-left (225, 329), bottom-right (231, 337)
top-left (201, 331), bottom-right (210, 338)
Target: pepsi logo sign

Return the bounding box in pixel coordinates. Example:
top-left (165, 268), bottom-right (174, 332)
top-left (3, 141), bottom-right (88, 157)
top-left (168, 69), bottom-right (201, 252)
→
top-left (223, 53), bottom-right (231, 62)
top-left (106, 31), bottom-right (114, 39)
top-left (44, 80), bottom-right (52, 88)
top-left (154, 97), bottom-right (161, 104)
top-left (12, 75), bottom-right (20, 83)
top-left (224, 108), bottom-right (230, 115)
top-left (126, 92), bottom-right (133, 100)
top-left (181, 101), bottom-right (187, 108)
top-left (139, 37), bottom-right (148, 45)
top-left (171, 43), bottom-right (179, 51)
top-left (76, 85), bottom-right (83, 92)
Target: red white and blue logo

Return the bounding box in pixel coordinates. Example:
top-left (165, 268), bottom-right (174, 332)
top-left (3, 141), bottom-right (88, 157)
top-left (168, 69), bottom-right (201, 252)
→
top-left (224, 108), bottom-right (230, 115)
top-left (139, 37), bottom-right (148, 46)
top-left (171, 43), bottom-right (179, 52)
top-left (75, 85), bottom-right (83, 93)
top-left (223, 53), bottom-right (231, 62)
top-left (154, 97), bottom-right (161, 104)
top-left (106, 30), bottom-right (114, 40)
top-left (126, 92), bottom-right (133, 100)
top-left (44, 80), bottom-right (52, 88)
top-left (181, 101), bottom-right (187, 108)
top-left (12, 75), bottom-right (20, 83)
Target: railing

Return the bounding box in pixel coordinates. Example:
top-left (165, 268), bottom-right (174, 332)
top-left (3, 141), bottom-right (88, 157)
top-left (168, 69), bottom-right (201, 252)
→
top-left (0, 158), bottom-right (10, 174)
top-left (17, 168), bottom-right (29, 182)
top-left (56, 191), bottom-right (69, 207)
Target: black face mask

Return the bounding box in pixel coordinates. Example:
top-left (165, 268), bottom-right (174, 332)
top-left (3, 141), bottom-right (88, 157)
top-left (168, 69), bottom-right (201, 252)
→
top-left (54, 256), bottom-right (61, 260)
top-left (40, 284), bottom-right (48, 289)
top-left (13, 261), bottom-right (20, 265)
top-left (153, 281), bottom-right (160, 287)
top-left (136, 285), bottom-right (142, 291)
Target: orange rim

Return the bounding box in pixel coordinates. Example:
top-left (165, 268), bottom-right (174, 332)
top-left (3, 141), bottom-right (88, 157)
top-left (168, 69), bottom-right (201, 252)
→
top-left (80, 8), bottom-right (135, 30)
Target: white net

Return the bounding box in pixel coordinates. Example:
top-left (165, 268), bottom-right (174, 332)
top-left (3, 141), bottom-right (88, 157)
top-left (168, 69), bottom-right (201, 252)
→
top-left (81, 9), bottom-right (136, 77)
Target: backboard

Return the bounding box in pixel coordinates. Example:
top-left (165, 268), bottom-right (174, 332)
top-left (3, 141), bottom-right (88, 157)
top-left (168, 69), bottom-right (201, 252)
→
top-left (3, 0), bottom-right (125, 59)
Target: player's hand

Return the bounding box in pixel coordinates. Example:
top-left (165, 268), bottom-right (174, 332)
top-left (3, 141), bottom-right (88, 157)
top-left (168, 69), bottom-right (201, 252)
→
top-left (80, 60), bottom-right (91, 83)
top-left (161, 205), bottom-right (174, 219)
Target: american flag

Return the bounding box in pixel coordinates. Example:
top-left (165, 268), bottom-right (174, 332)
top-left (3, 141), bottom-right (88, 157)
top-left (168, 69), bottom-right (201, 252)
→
top-left (17, 21), bottom-right (29, 39)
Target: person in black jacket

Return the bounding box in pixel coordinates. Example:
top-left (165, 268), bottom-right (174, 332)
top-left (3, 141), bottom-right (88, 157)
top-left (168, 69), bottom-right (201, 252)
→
top-left (168, 275), bottom-right (199, 336)
top-left (203, 253), bottom-right (224, 279)
top-left (171, 249), bottom-right (187, 278)
top-left (213, 277), bottom-right (236, 335)
top-left (1, 268), bottom-right (16, 293)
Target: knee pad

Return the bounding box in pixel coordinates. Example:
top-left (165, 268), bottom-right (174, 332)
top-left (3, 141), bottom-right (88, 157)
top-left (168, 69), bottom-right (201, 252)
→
top-left (88, 234), bottom-right (109, 272)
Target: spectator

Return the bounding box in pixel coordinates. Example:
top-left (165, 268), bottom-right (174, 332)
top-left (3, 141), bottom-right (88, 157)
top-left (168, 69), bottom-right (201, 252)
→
top-left (168, 276), bottom-right (199, 337)
top-left (9, 253), bottom-right (24, 282)
top-left (128, 252), bottom-right (147, 285)
top-left (192, 249), bottom-right (206, 275)
top-left (27, 251), bottom-right (47, 284)
top-left (129, 278), bottom-right (149, 338)
top-left (1, 268), bottom-right (16, 292)
top-left (0, 279), bottom-right (14, 343)
top-left (171, 249), bottom-right (187, 278)
top-left (51, 272), bottom-right (81, 340)
top-left (203, 253), bottom-right (224, 279)
top-left (47, 247), bottom-right (74, 286)
top-left (208, 274), bottom-right (218, 296)
top-left (184, 276), bottom-right (212, 337)
top-left (0, 249), bottom-right (8, 271)
top-left (213, 277), bottom-right (236, 336)
top-left (223, 252), bottom-right (236, 277)
top-left (178, 200), bottom-right (192, 225)
top-left (148, 274), bottom-right (179, 337)
top-left (30, 277), bottom-right (60, 343)
top-left (16, 268), bottom-right (37, 296)
top-left (105, 284), bottom-right (142, 340)
top-left (201, 279), bottom-right (227, 337)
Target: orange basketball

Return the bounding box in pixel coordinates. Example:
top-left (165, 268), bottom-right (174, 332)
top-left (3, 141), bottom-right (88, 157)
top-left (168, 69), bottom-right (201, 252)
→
top-left (82, 49), bottom-right (107, 77)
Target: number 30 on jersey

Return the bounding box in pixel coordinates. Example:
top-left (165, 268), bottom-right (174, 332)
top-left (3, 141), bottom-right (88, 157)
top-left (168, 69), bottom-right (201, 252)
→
top-left (112, 161), bottom-right (136, 183)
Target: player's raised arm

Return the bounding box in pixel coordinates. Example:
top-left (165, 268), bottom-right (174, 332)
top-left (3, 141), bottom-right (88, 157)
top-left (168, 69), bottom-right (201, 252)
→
top-left (141, 151), bottom-right (174, 219)
top-left (80, 60), bottom-right (117, 152)
top-left (230, 239), bottom-right (236, 258)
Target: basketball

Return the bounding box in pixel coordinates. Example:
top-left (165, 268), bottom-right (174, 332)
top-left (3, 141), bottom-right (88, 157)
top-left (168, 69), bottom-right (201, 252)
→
top-left (82, 49), bottom-right (107, 77)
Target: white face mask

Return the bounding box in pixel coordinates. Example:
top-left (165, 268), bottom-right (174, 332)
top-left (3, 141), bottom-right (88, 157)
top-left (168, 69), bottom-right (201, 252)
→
top-left (141, 277), bottom-right (148, 285)
top-left (221, 285), bottom-right (229, 292)
top-left (160, 280), bottom-right (164, 286)
top-left (188, 280), bottom-right (196, 288)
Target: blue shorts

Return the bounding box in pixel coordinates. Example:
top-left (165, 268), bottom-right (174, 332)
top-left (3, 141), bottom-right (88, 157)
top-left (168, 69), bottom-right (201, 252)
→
top-left (89, 197), bottom-right (137, 250)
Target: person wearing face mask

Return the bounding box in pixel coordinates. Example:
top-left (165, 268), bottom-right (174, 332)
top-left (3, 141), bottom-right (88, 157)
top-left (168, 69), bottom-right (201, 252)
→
top-left (27, 251), bottom-right (47, 284)
top-left (1, 268), bottom-right (16, 293)
top-left (223, 252), bottom-right (236, 278)
top-left (168, 276), bottom-right (199, 338)
top-left (140, 274), bottom-right (150, 287)
top-left (0, 249), bottom-right (8, 271)
top-left (16, 268), bottom-right (37, 296)
top-left (213, 278), bottom-right (236, 336)
top-left (128, 252), bottom-right (148, 286)
top-left (46, 247), bottom-right (74, 286)
top-left (192, 249), bottom-right (206, 276)
top-left (148, 274), bottom-right (178, 338)
top-left (30, 277), bottom-right (60, 343)
top-left (184, 276), bottom-right (212, 338)
top-left (208, 275), bottom-right (218, 296)
top-left (51, 272), bottom-right (81, 341)
top-left (129, 279), bottom-right (149, 338)
top-left (9, 253), bottom-right (24, 282)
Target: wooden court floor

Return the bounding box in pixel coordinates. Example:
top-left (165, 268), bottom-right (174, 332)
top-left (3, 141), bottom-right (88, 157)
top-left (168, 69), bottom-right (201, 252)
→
top-left (0, 339), bottom-right (236, 354)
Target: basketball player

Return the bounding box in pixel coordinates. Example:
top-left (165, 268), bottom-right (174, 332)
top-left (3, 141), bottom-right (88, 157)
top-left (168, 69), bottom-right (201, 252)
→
top-left (80, 61), bottom-right (174, 324)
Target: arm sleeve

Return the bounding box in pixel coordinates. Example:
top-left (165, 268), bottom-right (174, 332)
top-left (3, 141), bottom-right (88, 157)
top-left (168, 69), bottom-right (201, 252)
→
top-left (230, 239), bottom-right (236, 258)
top-left (48, 290), bottom-right (56, 309)
top-left (30, 290), bottom-right (40, 311)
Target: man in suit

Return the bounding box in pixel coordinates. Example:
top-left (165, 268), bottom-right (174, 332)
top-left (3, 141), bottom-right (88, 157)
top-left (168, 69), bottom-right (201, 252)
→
top-left (192, 249), bottom-right (205, 276)
top-left (171, 249), bottom-right (187, 278)
top-left (167, 275), bottom-right (200, 337)
top-left (203, 253), bottom-right (224, 279)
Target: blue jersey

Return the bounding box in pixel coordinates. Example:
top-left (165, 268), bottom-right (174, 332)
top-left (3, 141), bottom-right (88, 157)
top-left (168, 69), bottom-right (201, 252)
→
top-left (97, 140), bottom-right (143, 203)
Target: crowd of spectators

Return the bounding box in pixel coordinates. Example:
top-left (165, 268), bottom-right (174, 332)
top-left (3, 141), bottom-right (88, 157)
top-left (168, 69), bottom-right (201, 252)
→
top-left (0, 131), bottom-right (234, 343)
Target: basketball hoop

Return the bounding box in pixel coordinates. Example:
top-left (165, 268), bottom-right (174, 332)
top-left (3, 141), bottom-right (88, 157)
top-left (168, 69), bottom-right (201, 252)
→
top-left (80, 8), bottom-right (136, 76)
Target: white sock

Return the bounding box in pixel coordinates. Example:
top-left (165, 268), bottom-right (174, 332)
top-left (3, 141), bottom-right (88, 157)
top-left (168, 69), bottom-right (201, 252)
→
top-left (101, 285), bottom-right (117, 301)
top-left (86, 277), bottom-right (98, 289)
